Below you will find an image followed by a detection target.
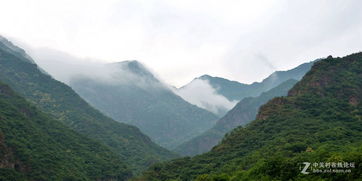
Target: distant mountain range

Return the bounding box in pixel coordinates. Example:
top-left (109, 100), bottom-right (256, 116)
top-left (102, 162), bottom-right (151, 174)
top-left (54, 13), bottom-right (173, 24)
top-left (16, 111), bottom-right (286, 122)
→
top-left (0, 36), bottom-right (177, 174)
top-left (142, 53), bottom-right (362, 181)
top-left (174, 79), bottom-right (298, 156)
top-left (177, 61), bottom-right (315, 116)
top-left (69, 60), bottom-right (218, 149)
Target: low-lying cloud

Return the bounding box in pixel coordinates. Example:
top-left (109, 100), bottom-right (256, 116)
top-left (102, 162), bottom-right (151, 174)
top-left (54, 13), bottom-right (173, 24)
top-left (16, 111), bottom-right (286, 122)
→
top-left (175, 79), bottom-right (237, 116)
top-left (25, 47), bottom-right (166, 90)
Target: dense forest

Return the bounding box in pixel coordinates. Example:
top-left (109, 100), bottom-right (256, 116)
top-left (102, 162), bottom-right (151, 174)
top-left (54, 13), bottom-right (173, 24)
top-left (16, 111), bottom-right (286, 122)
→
top-left (0, 81), bottom-right (132, 180)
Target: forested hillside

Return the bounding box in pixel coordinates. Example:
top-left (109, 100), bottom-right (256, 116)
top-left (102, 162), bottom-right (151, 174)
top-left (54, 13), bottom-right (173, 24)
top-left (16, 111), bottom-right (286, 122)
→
top-left (0, 81), bottom-right (132, 180)
top-left (141, 53), bottom-right (362, 181)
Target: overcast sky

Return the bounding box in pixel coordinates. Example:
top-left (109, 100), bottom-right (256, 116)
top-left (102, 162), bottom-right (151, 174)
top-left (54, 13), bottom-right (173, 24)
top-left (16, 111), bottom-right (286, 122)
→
top-left (1, 0), bottom-right (361, 87)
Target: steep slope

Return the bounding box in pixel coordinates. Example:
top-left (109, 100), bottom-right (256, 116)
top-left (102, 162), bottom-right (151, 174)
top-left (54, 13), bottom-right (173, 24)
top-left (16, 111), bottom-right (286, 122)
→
top-left (177, 62), bottom-right (314, 116)
top-left (69, 61), bottom-right (218, 149)
top-left (174, 79), bottom-right (298, 156)
top-left (0, 81), bottom-right (132, 180)
top-left (0, 37), bottom-right (177, 172)
top-left (141, 53), bottom-right (362, 181)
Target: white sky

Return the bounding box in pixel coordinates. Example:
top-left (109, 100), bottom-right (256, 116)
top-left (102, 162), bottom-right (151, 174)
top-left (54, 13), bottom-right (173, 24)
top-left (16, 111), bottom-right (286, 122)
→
top-left (1, 0), bottom-right (361, 87)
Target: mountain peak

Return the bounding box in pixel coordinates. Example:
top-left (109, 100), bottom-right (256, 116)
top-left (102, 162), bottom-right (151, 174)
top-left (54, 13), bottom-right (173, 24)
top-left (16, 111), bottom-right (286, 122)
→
top-left (198, 74), bottom-right (213, 79)
top-left (122, 60), bottom-right (147, 72)
top-left (197, 74), bottom-right (239, 83)
top-left (110, 60), bottom-right (157, 81)
top-left (120, 59), bottom-right (141, 66)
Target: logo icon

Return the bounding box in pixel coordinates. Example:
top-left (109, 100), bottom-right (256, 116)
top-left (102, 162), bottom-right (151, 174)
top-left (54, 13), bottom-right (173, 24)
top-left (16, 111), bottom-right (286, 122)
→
top-left (301, 162), bottom-right (311, 174)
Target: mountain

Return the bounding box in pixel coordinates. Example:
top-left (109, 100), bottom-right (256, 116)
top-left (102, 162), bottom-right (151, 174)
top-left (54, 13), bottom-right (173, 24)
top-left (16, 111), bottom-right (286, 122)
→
top-left (141, 53), bottom-right (362, 181)
top-left (0, 81), bottom-right (132, 180)
top-left (0, 36), bottom-right (35, 64)
top-left (69, 60), bottom-right (218, 149)
top-left (174, 79), bottom-right (298, 156)
top-left (0, 36), bottom-right (177, 172)
top-left (177, 61), bottom-right (314, 116)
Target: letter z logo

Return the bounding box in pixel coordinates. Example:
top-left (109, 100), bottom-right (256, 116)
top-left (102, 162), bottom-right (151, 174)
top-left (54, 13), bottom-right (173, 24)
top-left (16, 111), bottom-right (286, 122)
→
top-left (301, 162), bottom-right (311, 174)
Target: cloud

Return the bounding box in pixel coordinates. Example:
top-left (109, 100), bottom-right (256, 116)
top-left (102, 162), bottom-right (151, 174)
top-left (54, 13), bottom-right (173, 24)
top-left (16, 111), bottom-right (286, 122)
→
top-left (25, 47), bottom-right (114, 83)
top-left (24, 43), bottom-right (236, 116)
top-left (25, 46), bottom-right (166, 91)
top-left (1, 0), bottom-right (362, 87)
top-left (175, 79), bottom-right (237, 116)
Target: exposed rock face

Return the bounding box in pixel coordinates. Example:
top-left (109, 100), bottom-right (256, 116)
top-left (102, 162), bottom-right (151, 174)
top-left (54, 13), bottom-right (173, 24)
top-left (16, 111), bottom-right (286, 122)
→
top-left (256, 97), bottom-right (289, 121)
top-left (349, 96), bottom-right (359, 106)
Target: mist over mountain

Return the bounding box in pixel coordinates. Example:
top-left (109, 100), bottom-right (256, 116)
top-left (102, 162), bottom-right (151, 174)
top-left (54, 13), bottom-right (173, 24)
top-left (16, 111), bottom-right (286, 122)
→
top-left (0, 36), bottom-right (177, 173)
top-left (17, 41), bottom-right (221, 149)
top-left (19, 39), bottom-right (316, 149)
top-left (175, 78), bottom-right (238, 116)
top-left (69, 60), bottom-right (218, 149)
top-left (176, 61), bottom-right (315, 117)
top-left (22, 47), bottom-right (122, 84)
